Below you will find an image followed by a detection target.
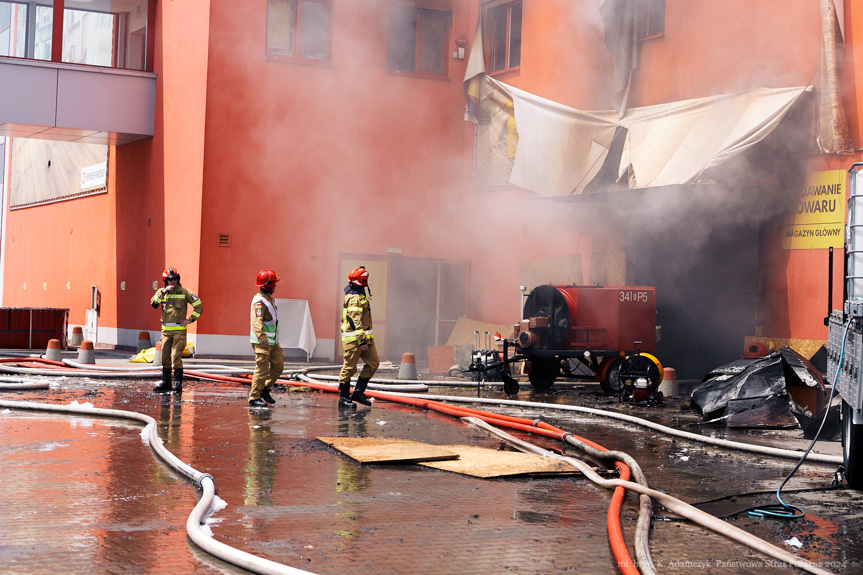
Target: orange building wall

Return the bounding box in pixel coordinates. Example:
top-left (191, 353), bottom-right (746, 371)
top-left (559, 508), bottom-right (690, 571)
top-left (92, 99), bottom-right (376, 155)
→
top-left (1, 186), bottom-right (117, 327)
top-left (492, 0), bottom-right (614, 110)
top-left (195, 0), bottom-right (591, 343)
top-left (752, 0), bottom-right (863, 344)
top-left (115, 0), bottom-right (211, 335)
top-left (627, 1), bottom-right (834, 347)
top-left (634, 0), bottom-right (821, 106)
top-left (6, 0), bottom-right (863, 365)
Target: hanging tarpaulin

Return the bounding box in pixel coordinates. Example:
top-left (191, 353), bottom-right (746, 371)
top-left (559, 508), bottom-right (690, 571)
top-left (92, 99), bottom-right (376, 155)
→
top-left (463, 14), bottom-right (485, 124)
top-left (617, 86), bottom-right (809, 188)
top-left (599, 0), bottom-right (639, 118)
top-left (500, 79), bottom-right (619, 197)
top-left (469, 76), bottom-right (810, 197)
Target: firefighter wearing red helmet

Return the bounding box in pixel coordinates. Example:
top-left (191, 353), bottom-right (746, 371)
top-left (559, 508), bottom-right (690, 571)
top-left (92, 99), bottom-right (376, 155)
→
top-left (150, 267), bottom-right (203, 394)
top-left (248, 269), bottom-right (284, 408)
top-left (338, 266), bottom-right (379, 408)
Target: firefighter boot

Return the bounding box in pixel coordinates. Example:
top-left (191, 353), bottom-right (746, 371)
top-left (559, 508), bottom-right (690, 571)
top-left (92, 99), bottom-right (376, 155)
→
top-left (172, 368), bottom-right (183, 394)
top-left (154, 368), bottom-right (173, 393)
top-left (260, 387), bottom-right (276, 404)
top-left (338, 381), bottom-right (355, 408)
top-left (351, 377), bottom-right (372, 406)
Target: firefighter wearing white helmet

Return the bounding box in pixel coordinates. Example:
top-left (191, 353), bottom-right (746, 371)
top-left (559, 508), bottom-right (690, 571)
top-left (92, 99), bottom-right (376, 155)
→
top-left (338, 266), bottom-right (379, 408)
top-left (150, 267), bottom-right (202, 394)
top-left (248, 269), bottom-right (284, 408)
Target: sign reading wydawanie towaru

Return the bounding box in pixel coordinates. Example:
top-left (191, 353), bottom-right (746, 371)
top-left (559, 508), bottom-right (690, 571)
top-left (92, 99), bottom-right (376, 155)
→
top-left (782, 170), bottom-right (845, 250)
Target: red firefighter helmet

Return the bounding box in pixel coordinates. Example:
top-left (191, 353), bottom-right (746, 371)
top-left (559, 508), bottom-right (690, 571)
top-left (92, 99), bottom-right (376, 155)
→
top-left (348, 266), bottom-right (369, 287)
top-left (162, 267), bottom-right (180, 283)
top-left (256, 269), bottom-right (280, 290)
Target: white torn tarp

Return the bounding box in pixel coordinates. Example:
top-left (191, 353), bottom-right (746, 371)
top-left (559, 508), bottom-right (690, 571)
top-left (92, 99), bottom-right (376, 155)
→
top-left (617, 86), bottom-right (808, 188)
top-left (505, 81), bottom-right (619, 196)
top-left (477, 76), bottom-right (810, 197)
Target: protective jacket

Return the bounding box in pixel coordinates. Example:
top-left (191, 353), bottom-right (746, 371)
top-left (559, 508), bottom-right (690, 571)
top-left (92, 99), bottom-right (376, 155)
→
top-left (250, 291), bottom-right (279, 346)
top-left (341, 285), bottom-right (373, 347)
top-left (150, 285), bottom-right (202, 331)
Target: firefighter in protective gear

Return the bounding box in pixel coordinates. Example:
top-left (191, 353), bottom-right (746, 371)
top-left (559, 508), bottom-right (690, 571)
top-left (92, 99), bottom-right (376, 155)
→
top-left (150, 267), bottom-right (202, 394)
top-left (338, 266), bottom-right (379, 407)
top-left (249, 269), bottom-right (284, 408)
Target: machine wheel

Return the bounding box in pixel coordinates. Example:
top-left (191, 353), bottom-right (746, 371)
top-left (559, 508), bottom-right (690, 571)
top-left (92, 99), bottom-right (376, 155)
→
top-left (842, 401), bottom-right (863, 489)
top-left (599, 359), bottom-right (623, 395)
top-left (502, 371), bottom-right (520, 395)
top-left (528, 357), bottom-right (559, 391)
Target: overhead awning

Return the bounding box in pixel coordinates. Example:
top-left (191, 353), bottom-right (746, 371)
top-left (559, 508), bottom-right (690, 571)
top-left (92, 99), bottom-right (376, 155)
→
top-left (616, 86), bottom-right (809, 189)
top-left (473, 76), bottom-right (810, 197)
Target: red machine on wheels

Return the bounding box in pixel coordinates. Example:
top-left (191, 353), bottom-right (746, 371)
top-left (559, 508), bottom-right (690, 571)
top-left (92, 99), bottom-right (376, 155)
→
top-left (507, 284), bottom-right (663, 400)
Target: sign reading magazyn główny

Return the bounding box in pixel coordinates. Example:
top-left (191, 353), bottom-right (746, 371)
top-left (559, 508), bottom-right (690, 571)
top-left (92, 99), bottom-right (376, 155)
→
top-left (782, 170), bottom-right (845, 250)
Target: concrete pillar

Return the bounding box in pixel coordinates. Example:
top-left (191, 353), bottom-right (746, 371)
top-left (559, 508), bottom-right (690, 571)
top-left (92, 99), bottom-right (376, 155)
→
top-left (69, 326), bottom-right (84, 348)
top-left (77, 340), bottom-right (95, 364)
top-left (45, 339), bottom-right (62, 362)
top-left (398, 353), bottom-right (418, 380)
top-left (137, 331), bottom-right (151, 353)
top-left (658, 367), bottom-right (678, 398)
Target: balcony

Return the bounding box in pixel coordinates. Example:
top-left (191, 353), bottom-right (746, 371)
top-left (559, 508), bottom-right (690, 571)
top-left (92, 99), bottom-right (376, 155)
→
top-left (0, 0), bottom-right (155, 145)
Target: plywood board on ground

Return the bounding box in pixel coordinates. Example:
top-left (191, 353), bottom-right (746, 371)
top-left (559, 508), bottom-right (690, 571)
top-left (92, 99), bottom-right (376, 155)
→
top-left (418, 445), bottom-right (579, 478)
top-left (317, 437), bottom-right (459, 464)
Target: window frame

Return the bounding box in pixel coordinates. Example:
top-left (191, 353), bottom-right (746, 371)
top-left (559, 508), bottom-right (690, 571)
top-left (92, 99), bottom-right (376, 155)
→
top-left (484, 0), bottom-right (521, 75)
top-left (386, 5), bottom-right (451, 79)
top-left (0, 0), bottom-right (152, 71)
top-left (265, 0), bottom-right (332, 66)
top-left (636, 0), bottom-right (665, 41)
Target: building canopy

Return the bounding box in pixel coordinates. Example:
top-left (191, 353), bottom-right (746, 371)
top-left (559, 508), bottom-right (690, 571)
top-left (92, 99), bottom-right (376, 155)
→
top-left (472, 75), bottom-right (810, 197)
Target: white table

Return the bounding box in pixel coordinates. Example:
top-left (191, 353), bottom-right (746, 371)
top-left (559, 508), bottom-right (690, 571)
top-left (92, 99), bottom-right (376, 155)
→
top-left (275, 299), bottom-right (317, 361)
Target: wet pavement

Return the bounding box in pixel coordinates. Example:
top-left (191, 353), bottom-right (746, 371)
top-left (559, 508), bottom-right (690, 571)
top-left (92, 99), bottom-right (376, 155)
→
top-left (1, 353), bottom-right (863, 575)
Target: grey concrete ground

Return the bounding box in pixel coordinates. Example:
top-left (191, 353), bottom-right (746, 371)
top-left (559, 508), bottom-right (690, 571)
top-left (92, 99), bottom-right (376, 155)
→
top-left (0, 349), bottom-right (861, 575)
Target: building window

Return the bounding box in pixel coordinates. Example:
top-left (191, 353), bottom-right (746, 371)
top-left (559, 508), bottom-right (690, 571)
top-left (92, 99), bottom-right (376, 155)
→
top-left (0, 2), bottom-right (28, 58)
top-left (486, 0), bottom-right (521, 74)
top-left (387, 5), bottom-right (450, 77)
top-left (0, 1), bottom-right (151, 70)
top-left (266, 0), bottom-right (331, 62)
top-left (636, 0), bottom-right (665, 40)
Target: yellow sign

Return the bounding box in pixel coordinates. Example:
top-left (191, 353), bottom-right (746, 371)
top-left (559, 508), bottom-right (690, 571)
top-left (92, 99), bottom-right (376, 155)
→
top-left (782, 170), bottom-right (845, 249)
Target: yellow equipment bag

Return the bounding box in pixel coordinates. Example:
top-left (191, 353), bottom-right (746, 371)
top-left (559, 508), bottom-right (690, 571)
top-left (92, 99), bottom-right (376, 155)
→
top-left (129, 347), bottom-right (155, 363)
top-left (129, 342), bottom-right (194, 363)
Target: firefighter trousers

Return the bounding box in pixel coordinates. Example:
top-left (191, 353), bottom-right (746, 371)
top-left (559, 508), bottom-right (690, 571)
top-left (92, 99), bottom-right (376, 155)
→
top-left (160, 330), bottom-right (187, 369)
top-left (250, 343), bottom-right (284, 400)
top-left (338, 340), bottom-right (380, 384)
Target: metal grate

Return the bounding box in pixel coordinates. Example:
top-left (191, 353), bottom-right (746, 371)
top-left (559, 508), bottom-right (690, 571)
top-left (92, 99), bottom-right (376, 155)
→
top-left (218, 233), bottom-right (231, 247)
top-left (523, 285), bottom-right (570, 348)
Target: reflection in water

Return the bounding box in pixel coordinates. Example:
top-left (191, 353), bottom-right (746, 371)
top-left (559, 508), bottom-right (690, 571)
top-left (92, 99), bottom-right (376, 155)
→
top-left (244, 410), bottom-right (278, 506)
top-left (334, 409), bottom-right (372, 544)
top-left (158, 394), bottom-right (183, 449)
top-left (153, 394), bottom-right (184, 486)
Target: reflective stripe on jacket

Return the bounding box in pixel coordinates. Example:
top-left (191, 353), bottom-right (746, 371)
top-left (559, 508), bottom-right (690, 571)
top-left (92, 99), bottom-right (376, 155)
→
top-left (341, 293), bottom-right (373, 344)
top-left (150, 286), bottom-right (202, 330)
top-left (250, 292), bottom-right (279, 345)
